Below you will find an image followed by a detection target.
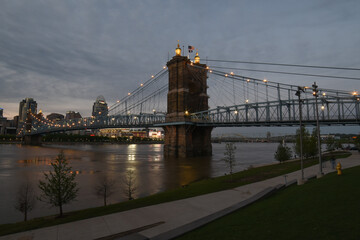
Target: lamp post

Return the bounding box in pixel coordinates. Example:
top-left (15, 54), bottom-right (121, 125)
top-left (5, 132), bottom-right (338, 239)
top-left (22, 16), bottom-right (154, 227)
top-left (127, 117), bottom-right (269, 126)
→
top-left (312, 82), bottom-right (323, 177)
top-left (295, 87), bottom-right (305, 182)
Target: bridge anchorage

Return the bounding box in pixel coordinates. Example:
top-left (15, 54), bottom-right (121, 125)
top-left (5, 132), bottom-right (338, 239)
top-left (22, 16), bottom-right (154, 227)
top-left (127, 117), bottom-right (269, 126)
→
top-left (18, 42), bottom-right (360, 156)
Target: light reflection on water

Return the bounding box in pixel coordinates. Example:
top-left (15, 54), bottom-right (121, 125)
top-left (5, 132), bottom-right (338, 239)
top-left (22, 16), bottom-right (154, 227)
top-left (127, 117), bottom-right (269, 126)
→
top-left (0, 142), bottom-right (278, 224)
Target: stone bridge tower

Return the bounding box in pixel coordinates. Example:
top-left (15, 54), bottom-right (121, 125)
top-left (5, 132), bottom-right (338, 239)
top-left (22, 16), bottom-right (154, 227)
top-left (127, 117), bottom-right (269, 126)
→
top-left (23, 111), bottom-right (42, 145)
top-left (164, 43), bottom-right (212, 157)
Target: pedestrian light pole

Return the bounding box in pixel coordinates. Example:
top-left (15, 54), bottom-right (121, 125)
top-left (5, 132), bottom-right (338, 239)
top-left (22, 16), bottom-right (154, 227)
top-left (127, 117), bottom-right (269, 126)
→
top-left (312, 82), bottom-right (323, 177)
top-left (295, 87), bottom-right (305, 182)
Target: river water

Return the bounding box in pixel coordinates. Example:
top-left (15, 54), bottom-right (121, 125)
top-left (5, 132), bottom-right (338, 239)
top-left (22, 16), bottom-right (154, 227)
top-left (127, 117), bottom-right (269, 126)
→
top-left (0, 142), bottom-right (278, 224)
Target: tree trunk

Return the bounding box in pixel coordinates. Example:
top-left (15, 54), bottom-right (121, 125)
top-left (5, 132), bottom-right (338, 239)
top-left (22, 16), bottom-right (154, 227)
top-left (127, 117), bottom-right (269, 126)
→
top-left (24, 210), bottom-right (27, 222)
top-left (59, 204), bottom-right (63, 217)
top-left (104, 188), bottom-right (107, 206)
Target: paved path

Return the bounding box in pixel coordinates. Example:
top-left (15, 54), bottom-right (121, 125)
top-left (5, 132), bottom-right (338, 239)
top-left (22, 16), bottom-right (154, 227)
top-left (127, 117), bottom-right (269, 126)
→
top-left (2, 152), bottom-right (359, 240)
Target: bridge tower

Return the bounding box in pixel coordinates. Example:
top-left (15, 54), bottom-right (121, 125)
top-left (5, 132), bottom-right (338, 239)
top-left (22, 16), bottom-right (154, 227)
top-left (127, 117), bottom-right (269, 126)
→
top-left (23, 111), bottom-right (42, 145)
top-left (164, 43), bottom-right (212, 157)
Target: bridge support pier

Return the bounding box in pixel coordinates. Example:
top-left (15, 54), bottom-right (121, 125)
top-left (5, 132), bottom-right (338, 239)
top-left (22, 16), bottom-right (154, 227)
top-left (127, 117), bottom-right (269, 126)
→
top-left (164, 46), bottom-right (212, 158)
top-left (23, 135), bottom-right (42, 145)
top-left (164, 125), bottom-right (212, 158)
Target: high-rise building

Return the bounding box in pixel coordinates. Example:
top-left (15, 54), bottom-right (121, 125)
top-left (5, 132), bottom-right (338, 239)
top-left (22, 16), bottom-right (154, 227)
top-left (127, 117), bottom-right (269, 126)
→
top-left (19, 98), bottom-right (37, 123)
top-left (65, 111), bottom-right (82, 120)
top-left (0, 108), bottom-right (4, 119)
top-left (92, 95), bottom-right (108, 117)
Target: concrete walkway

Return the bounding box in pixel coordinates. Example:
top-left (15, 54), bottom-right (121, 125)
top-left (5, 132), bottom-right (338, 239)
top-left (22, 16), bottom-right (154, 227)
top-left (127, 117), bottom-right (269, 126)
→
top-left (2, 152), bottom-right (359, 240)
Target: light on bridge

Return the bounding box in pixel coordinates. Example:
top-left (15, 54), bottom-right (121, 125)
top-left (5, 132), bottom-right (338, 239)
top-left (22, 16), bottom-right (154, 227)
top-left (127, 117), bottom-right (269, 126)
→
top-left (128, 92), bottom-right (131, 96)
top-left (245, 99), bottom-right (249, 103)
top-left (140, 83), bottom-right (144, 87)
top-left (175, 40), bottom-right (181, 56)
top-left (225, 74), bottom-right (228, 77)
top-left (322, 92), bottom-right (326, 96)
top-left (247, 79), bottom-right (250, 82)
top-left (263, 79), bottom-right (268, 83)
top-left (163, 66), bottom-right (166, 69)
top-left (352, 91), bottom-right (358, 96)
top-left (194, 52), bottom-right (200, 64)
top-left (230, 72), bottom-right (234, 75)
top-left (234, 110), bottom-right (238, 114)
top-left (185, 110), bottom-right (189, 116)
top-left (321, 105), bottom-right (325, 111)
top-left (151, 75), bottom-right (154, 78)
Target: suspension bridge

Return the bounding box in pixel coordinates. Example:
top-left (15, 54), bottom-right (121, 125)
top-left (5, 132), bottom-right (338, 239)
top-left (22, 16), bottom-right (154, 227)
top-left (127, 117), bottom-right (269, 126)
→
top-left (19, 44), bottom-right (360, 156)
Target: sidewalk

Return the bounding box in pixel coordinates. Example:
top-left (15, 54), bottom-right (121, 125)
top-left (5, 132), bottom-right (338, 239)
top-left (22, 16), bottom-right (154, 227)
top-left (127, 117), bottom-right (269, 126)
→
top-left (2, 152), bottom-right (359, 240)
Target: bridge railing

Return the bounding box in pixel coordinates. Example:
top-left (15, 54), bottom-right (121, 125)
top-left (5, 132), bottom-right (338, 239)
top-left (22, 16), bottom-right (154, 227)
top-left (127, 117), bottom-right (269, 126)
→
top-left (191, 97), bottom-right (360, 126)
top-left (26, 113), bottom-right (166, 135)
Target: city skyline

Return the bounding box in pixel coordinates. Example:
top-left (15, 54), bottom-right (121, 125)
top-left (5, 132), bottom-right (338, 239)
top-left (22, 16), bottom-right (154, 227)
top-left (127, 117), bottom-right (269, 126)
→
top-left (1, 1), bottom-right (359, 121)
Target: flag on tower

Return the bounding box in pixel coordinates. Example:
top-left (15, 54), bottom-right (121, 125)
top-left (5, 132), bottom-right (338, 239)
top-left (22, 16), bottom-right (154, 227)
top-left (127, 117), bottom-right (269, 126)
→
top-left (188, 45), bottom-right (195, 53)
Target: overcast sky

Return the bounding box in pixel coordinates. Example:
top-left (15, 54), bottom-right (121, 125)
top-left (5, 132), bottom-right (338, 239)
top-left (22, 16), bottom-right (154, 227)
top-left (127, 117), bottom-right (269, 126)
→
top-left (1, 0), bottom-right (359, 132)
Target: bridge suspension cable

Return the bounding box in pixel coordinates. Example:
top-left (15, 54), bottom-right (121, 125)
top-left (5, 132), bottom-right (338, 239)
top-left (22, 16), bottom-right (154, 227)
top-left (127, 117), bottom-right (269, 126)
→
top-left (205, 59), bottom-right (360, 71)
top-left (209, 66), bottom-right (360, 81)
top-left (108, 67), bottom-right (168, 116)
top-left (187, 63), bottom-right (358, 112)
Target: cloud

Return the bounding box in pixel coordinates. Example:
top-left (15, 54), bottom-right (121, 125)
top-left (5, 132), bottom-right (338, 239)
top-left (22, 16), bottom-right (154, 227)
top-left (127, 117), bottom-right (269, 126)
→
top-left (0, 0), bottom-right (359, 119)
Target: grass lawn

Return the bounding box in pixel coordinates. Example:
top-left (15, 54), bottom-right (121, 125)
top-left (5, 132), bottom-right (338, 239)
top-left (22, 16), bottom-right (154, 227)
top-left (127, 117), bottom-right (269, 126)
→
top-left (0, 152), bottom-right (351, 237)
top-left (177, 165), bottom-right (360, 240)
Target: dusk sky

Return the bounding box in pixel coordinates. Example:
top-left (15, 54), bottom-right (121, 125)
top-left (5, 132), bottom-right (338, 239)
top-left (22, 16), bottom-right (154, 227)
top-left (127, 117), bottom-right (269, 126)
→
top-left (1, 0), bottom-right (359, 135)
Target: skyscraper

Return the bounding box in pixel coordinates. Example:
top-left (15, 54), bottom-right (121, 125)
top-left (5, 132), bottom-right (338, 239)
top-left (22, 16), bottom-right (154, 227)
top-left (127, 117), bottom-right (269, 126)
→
top-left (92, 95), bottom-right (108, 117)
top-left (19, 98), bottom-right (37, 123)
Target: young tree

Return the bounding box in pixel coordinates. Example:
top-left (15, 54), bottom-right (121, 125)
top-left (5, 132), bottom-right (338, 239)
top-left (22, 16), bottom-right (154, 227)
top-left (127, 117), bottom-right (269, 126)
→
top-left (222, 142), bottom-right (236, 176)
top-left (14, 183), bottom-right (36, 221)
top-left (94, 175), bottom-right (115, 206)
top-left (294, 127), bottom-right (318, 159)
top-left (325, 136), bottom-right (336, 151)
top-left (308, 128), bottom-right (319, 158)
top-left (274, 142), bottom-right (292, 163)
top-left (123, 169), bottom-right (137, 200)
top-left (266, 131), bottom-right (271, 141)
top-left (38, 151), bottom-right (79, 217)
top-left (294, 126), bottom-right (308, 158)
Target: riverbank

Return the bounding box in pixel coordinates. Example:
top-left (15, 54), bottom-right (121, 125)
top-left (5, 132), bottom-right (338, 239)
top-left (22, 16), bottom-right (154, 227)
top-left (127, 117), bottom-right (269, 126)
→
top-left (0, 151), bottom-right (351, 237)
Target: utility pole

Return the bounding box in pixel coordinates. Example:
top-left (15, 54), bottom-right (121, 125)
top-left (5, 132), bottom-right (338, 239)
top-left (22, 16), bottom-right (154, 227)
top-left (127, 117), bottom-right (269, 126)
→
top-left (312, 82), bottom-right (323, 177)
top-left (296, 87), bottom-right (305, 184)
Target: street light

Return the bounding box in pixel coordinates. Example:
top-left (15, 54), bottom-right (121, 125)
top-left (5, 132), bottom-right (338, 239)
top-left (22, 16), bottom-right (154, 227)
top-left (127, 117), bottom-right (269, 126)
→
top-left (295, 86), bottom-right (305, 182)
top-left (312, 82), bottom-right (323, 177)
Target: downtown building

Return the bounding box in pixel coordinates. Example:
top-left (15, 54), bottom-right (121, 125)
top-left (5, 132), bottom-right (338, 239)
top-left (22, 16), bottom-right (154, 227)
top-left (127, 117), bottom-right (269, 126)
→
top-left (46, 113), bottom-right (65, 122)
top-left (92, 95), bottom-right (108, 117)
top-left (18, 98), bottom-right (37, 124)
top-left (0, 108), bottom-right (18, 135)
